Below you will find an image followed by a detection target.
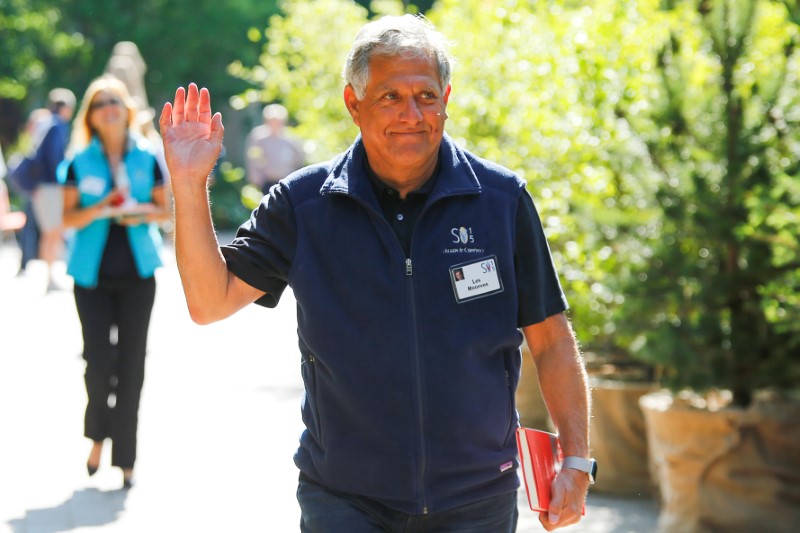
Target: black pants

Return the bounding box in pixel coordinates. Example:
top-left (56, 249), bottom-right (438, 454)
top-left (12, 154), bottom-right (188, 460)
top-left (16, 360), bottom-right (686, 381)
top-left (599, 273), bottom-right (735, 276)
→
top-left (74, 276), bottom-right (156, 469)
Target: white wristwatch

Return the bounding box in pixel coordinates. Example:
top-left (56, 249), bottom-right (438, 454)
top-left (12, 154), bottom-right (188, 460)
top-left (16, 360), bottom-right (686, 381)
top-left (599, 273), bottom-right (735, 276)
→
top-left (563, 456), bottom-right (597, 484)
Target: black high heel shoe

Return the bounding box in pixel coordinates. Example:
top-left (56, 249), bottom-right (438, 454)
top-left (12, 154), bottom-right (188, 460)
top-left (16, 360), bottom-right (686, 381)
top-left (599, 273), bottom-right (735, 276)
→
top-left (87, 441), bottom-right (102, 477)
top-left (122, 468), bottom-right (135, 489)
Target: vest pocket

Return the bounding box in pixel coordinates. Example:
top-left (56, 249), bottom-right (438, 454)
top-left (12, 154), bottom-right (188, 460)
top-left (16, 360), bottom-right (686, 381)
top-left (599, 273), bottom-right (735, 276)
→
top-left (301, 353), bottom-right (325, 448)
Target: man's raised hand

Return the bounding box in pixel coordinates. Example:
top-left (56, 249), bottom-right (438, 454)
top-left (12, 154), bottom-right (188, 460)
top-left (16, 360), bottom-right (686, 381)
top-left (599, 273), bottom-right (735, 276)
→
top-left (159, 83), bottom-right (224, 189)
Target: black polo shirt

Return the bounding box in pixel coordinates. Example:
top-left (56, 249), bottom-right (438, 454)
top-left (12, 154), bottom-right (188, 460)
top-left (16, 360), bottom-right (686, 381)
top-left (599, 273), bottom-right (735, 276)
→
top-left (365, 160), bottom-right (439, 257)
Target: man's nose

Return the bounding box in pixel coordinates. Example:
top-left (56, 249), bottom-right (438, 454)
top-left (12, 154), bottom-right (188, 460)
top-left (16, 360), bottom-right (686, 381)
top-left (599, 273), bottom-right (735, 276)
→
top-left (399, 98), bottom-right (423, 122)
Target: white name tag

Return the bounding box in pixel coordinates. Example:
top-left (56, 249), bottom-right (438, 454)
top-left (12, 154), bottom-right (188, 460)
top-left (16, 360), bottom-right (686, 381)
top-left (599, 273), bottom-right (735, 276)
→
top-left (79, 176), bottom-right (107, 196)
top-left (450, 256), bottom-right (504, 303)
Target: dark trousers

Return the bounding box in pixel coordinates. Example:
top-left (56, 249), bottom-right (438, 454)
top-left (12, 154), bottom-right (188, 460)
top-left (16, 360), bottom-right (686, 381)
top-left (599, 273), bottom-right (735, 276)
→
top-left (74, 276), bottom-right (156, 469)
top-left (297, 474), bottom-right (519, 533)
top-left (18, 199), bottom-right (39, 269)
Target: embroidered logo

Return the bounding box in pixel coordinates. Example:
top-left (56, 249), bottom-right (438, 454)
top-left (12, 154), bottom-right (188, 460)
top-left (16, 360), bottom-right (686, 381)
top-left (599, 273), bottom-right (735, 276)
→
top-left (451, 226), bottom-right (474, 245)
top-left (443, 226), bottom-right (485, 255)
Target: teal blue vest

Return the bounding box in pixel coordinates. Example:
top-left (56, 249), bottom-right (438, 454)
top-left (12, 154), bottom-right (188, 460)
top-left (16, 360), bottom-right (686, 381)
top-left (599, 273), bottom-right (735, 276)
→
top-left (64, 135), bottom-right (163, 288)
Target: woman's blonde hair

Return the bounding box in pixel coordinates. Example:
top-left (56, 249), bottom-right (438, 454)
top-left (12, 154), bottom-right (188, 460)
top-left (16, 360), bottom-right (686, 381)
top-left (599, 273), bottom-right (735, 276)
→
top-left (68, 75), bottom-right (141, 156)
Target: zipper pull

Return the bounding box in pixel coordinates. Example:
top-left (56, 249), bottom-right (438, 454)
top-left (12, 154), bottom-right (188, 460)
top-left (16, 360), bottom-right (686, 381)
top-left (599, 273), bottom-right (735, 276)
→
top-left (405, 258), bottom-right (413, 276)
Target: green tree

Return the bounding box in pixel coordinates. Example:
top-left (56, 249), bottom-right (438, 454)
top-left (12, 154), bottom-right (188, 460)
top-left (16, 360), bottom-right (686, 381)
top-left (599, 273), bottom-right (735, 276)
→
top-left (1, 0), bottom-right (280, 146)
top-left (0, 0), bottom-right (81, 100)
top-left (430, 0), bottom-right (665, 352)
top-left (55, 0), bottom-right (280, 105)
top-left (230, 0), bottom-right (373, 163)
top-left (618, 0), bottom-right (800, 406)
top-left (0, 0), bottom-right (84, 145)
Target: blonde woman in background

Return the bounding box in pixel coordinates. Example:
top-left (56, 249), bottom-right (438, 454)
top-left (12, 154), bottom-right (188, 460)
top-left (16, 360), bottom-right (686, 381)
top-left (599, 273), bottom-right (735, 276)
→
top-left (61, 76), bottom-right (170, 489)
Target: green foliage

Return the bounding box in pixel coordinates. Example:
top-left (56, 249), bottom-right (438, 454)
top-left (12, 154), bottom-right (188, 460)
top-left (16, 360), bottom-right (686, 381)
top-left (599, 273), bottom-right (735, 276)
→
top-left (209, 162), bottom-right (252, 230)
top-left (234, 0), bottom-right (667, 353)
top-left (618, 0), bottom-right (800, 405)
top-left (431, 0), bottom-right (665, 352)
top-left (0, 0), bottom-right (83, 101)
top-left (53, 0), bottom-right (280, 106)
top-left (202, 1), bottom-right (800, 401)
top-left (230, 0), bottom-right (371, 162)
top-left (1, 0), bottom-right (280, 147)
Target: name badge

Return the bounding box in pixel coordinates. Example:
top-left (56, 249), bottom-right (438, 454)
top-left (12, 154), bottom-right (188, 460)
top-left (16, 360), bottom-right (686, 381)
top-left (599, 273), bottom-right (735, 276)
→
top-left (79, 176), bottom-right (107, 196)
top-left (450, 256), bottom-right (504, 303)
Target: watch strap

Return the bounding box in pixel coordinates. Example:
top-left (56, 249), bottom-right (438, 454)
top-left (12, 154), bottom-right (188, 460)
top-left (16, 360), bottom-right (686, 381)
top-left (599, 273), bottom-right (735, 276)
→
top-left (563, 456), bottom-right (597, 484)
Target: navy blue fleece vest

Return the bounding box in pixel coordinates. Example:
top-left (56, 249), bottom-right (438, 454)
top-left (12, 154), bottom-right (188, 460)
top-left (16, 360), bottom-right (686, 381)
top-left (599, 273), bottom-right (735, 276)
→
top-left (285, 135), bottom-right (526, 514)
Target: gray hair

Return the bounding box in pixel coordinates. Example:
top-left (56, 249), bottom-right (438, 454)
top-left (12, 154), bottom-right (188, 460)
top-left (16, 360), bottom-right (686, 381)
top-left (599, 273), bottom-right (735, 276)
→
top-left (263, 103), bottom-right (288, 122)
top-left (343, 14), bottom-right (453, 100)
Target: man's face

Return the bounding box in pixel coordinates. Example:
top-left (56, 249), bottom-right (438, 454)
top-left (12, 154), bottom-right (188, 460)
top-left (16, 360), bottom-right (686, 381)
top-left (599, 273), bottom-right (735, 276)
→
top-left (267, 117), bottom-right (284, 134)
top-left (345, 53), bottom-right (450, 180)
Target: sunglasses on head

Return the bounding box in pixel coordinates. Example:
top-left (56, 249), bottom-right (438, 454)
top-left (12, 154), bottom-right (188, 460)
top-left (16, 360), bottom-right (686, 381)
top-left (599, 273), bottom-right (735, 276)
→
top-left (90, 98), bottom-right (122, 110)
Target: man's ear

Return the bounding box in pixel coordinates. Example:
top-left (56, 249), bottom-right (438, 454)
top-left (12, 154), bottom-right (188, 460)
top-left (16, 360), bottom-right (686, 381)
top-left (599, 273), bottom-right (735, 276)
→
top-left (443, 84), bottom-right (451, 105)
top-left (343, 85), bottom-right (360, 127)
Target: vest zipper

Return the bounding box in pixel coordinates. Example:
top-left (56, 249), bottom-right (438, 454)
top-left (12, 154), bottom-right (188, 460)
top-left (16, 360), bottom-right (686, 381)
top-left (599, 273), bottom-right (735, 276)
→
top-left (342, 191), bottom-right (430, 512)
top-left (406, 260), bottom-right (429, 514)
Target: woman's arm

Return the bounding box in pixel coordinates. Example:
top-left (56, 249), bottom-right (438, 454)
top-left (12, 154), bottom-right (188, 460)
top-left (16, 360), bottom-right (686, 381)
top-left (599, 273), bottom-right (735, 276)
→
top-left (116, 184), bottom-right (171, 226)
top-left (62, 186), bottom-right (108, 229)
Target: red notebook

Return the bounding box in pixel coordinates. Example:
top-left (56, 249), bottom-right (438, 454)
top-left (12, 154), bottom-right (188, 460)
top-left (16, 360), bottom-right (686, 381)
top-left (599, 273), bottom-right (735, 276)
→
top-left (516, 427), bottom-right (563, 512)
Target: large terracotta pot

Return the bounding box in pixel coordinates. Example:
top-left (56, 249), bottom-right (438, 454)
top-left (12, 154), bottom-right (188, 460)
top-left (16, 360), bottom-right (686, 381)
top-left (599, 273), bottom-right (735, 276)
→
top-left (589, 378), bottom-right (657, 495)
top-left (640, 390), bottom-right (800, 533)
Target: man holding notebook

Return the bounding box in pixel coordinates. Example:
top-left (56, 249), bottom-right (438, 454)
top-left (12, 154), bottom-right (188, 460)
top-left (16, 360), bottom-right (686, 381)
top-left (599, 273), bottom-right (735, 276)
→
top-left (160, 14), bottom-right (591, 532)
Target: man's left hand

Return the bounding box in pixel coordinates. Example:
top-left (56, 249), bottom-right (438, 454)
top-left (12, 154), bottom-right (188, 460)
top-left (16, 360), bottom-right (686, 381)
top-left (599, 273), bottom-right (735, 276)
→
top-left (538, 468), bottom-right (590, 531)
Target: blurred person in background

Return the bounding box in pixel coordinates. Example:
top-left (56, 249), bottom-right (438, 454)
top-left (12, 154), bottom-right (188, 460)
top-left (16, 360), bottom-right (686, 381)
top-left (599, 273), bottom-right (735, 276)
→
top-left (5, 108), bottom-right (47, 269)
top-left (105, 41), bottom-right (170, 182)
top-left (7, 97), bottom-right (73, 284)
top-left (32, 89), bottom-right (75, 289)
top-left (244, 103), bottom-right (305, 195)
top-left (60, 76), bottom-right (170, 489)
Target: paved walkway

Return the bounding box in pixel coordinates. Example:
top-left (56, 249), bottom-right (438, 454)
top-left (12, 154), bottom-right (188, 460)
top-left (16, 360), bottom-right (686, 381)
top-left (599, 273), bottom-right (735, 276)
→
top-left (0, 239), bottom-right (659, 532)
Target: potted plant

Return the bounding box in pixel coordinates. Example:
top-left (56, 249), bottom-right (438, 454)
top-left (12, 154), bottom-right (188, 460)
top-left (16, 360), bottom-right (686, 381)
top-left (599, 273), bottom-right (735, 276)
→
top-left (617, 1), bottom-right (800, 531)
top-left (579, 346), bottom-right (657, 497)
